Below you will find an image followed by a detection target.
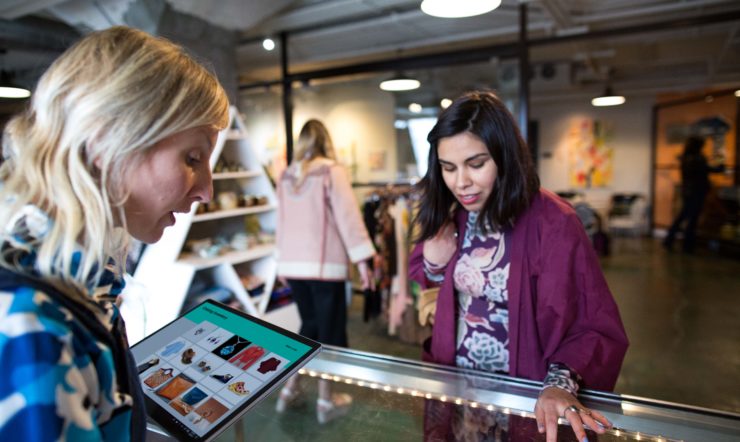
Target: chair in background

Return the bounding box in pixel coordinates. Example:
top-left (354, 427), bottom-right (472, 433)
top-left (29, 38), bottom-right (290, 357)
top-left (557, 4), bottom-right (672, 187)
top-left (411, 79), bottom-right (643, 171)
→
top-left (608, 194), bottom-right (650, 237)
top-left (557, 191), bottom-right (610, 256)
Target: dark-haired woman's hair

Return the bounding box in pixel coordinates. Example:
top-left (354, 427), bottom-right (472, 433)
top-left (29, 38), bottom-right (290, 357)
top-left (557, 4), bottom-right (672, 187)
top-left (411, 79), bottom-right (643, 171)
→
top-left (414, 90), bottom-right (540, 242)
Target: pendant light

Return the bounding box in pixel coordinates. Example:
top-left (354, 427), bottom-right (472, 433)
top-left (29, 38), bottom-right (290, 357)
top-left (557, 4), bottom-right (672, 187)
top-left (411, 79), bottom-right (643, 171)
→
top-left (379, 73), bottom-right (420, 91)
top-left (591, 86), bottom-right (625, 107)
top-left (0, 70), bottom-right (30, 99)
top-left (421, 0), bottom-right (501, 18)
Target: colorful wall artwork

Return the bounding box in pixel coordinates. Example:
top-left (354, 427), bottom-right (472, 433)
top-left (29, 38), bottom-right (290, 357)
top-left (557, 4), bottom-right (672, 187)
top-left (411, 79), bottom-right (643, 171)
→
top-left (568, 119), bottom-right (614, 188)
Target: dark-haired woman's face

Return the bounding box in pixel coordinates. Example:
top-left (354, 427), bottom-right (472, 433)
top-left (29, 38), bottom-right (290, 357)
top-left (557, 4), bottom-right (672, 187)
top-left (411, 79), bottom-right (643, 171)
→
top-left (437, 131), bottom-right (497, 212)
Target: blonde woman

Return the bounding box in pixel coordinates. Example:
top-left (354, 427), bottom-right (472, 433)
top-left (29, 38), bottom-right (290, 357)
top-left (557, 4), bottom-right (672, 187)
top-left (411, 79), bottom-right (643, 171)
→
top-left (275, 119), bottom-right (376, 423)
top-left (0, 26), bottom-right (229, 440)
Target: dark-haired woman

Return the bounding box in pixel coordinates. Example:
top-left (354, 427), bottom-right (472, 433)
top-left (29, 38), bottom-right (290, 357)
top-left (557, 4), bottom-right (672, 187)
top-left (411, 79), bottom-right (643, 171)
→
top-left (409, 91), bottom-right (628, 442)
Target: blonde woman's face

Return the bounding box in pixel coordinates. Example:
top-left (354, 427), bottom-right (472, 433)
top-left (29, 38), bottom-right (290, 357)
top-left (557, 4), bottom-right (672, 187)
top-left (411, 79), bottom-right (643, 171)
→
top-left (123, 126), bottom-right (217, 243)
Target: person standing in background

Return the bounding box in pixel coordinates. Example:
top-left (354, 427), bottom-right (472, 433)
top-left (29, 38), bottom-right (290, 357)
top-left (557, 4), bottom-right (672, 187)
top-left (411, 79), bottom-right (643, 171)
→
top-left (663, 135), bottom-right (725, 253)
top-left (275, 119), bottom-right (376, 424)
top-left (0, 26), bottom-right (229, 440)
top-left (409, 91), bottom-right (628, 442)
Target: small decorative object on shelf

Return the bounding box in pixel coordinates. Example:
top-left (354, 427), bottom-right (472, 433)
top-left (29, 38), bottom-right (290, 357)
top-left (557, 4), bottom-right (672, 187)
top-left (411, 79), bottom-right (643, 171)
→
top-left (194, 192), bottom-right (269, 214)
top-left (239, 274), bottom-right (265, 297)
top-left (181, 231), bottom-right (272, 260)
top-left (214, 157), bottom-right (247, 173)
top-left (129, 106), bottom-right (300, 342)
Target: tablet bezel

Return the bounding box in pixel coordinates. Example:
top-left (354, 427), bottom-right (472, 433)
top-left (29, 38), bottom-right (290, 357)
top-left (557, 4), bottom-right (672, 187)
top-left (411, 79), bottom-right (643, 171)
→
top-left (132, 299), bottom-right (320, 442)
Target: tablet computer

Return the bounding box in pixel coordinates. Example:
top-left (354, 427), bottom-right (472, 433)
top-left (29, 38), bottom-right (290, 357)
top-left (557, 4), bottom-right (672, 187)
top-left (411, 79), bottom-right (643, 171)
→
top-left (131, 299), bottom-right (320, 441)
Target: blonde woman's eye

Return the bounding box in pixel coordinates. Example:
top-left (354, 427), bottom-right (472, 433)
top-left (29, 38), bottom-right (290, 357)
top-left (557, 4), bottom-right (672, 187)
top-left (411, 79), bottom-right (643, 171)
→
top-left (187, 154), bottom-right (201, 165)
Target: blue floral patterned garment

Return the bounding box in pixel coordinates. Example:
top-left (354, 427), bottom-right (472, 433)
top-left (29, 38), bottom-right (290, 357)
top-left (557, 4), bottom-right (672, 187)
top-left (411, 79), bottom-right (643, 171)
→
top-left (0, 205), bottom-right (133, 441)
top-left (453, 211), bottom-right (511, 372)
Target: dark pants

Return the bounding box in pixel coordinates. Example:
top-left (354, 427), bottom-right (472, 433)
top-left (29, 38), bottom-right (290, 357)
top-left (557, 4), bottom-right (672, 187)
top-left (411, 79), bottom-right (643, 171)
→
top-left (665, 190), bottom-right (707, 253)
top-left (287, 279), bottom-right (348, 347)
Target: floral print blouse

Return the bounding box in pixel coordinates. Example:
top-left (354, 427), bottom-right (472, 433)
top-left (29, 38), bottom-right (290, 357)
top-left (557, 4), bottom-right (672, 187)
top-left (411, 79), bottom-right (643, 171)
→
top-left (452, 211), bottom-right (511, 372)
top-left (424, 211), bottom-right (581, 396)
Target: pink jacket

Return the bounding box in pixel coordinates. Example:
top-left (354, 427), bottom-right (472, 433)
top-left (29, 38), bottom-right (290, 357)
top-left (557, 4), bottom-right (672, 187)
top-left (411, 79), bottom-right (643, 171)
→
top-left (276, 159), bottom-right (375, 280)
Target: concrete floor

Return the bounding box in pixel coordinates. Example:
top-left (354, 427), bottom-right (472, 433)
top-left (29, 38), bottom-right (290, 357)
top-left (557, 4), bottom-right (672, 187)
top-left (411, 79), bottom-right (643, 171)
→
top-left (346, 237), bottom-right (740, 414)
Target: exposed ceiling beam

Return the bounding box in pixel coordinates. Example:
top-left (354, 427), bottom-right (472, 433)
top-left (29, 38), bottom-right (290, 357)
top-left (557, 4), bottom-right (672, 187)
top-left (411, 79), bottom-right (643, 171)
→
top-left (539, 0), bottom-right (573, 29)
top-left (0, 0), bottom-right (68, 20)
top-left (242, 0), bottom-right (416, 37)
top-left (572, 0), bottom-right (734, 24)
top-left (529, 9), bottom-right (740, 47)
top-left (0, 16), bottom-right (79, 52)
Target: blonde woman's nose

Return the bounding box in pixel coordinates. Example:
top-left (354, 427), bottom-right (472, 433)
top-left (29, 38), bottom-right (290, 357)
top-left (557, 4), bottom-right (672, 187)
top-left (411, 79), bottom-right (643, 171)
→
top-left (193, 169), bottom-right (213, 203)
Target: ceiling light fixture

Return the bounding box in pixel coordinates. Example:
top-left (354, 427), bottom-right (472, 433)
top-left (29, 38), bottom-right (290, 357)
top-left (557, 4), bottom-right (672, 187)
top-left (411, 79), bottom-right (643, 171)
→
top-left (379, 74), bottom-right (420, 91)
top-left (262, 37), bottom-right (275, 51)
top-left (440, 98), bottom-right (452, 109)
top-left (408, 103), bottom-right (423, 113)
top-left (0, 70), bottom-right (30, 99)
top-left (591, 86), bottom-right (625, 107)
top-left (421, 0), bottom-right (501, 18)
top-left (734, 89), bottom-right (740, 98)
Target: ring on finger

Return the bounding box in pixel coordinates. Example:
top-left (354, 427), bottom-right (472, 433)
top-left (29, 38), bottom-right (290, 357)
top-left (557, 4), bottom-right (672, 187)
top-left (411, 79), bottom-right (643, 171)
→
top-left (562, 405), bottom-right (580, 417)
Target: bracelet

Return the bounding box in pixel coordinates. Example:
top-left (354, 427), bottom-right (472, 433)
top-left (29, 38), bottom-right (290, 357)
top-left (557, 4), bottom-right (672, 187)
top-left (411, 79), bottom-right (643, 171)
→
top-left (542, 362), bottom-right (581, 396)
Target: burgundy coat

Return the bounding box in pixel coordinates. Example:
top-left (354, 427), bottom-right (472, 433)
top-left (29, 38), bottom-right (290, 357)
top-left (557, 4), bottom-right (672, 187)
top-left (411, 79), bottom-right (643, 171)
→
top-left (410, 189), bottom-right (628, 391)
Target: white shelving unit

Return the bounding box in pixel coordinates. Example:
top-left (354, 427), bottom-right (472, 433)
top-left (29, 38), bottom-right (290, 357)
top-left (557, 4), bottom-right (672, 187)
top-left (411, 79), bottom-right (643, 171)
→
top-left (127, 107), bottom-right (299, 343)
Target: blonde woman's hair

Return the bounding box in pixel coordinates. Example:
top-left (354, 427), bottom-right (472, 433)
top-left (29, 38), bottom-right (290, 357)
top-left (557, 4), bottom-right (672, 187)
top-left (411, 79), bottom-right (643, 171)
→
top-left (292, 119), bottom-right (336, 185)
top-left (0, 26), bottom-right (229, 296)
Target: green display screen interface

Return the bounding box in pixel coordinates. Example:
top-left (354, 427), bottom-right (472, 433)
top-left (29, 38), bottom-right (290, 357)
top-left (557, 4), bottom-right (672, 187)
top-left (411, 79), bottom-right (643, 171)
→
top-left (185, 302), bottom-right (311, 364)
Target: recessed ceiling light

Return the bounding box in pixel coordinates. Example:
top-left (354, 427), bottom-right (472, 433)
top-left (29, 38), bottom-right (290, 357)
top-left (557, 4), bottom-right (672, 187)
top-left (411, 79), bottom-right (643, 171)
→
top-left (421, 0), bottom-right (501, 18)
top-left (0, 70), bottom-right (31, 99)
top-left (440, 98), bottom-right (452, 108)
top-left (262, 38), bottom-right (275, 51)
top-left (0, 86), bottom-right (31, 99)
top-left (591, 87), bottom-right (625, 107)
top-left (408, 103), bottom-right (423, 113)
top-left (380, 75), bottom-right (420, 91)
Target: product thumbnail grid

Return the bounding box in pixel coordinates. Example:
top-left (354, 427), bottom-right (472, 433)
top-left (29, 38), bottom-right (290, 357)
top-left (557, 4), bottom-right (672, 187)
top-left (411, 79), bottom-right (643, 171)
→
top-left (138, 321), bottom-right (288, 435)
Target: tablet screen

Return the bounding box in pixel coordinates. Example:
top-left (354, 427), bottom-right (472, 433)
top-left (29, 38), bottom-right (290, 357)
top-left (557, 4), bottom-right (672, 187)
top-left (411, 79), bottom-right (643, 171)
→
top-left (131, 300), bottom-right (320, 441)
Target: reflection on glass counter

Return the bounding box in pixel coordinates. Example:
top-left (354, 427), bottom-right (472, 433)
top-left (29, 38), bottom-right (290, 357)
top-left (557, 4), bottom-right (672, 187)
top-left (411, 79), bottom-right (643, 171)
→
top-left (147, 347), bottom-right (740, 442)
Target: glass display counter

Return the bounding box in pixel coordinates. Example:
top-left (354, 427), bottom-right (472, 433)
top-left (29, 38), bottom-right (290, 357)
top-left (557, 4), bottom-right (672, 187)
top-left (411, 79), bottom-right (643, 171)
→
top-left (147, 347), bottom-right (740, 441)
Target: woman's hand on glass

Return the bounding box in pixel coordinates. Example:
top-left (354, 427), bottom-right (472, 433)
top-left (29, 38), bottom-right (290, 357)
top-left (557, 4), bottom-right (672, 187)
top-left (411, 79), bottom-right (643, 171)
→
top-left (534, 386), bottom-right (611, 442)
top-left (422, 222), bottom-right (457, 268)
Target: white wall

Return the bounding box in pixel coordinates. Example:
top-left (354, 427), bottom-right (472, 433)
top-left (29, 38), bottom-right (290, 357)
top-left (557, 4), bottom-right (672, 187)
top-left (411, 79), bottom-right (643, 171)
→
top-left (532, 96), bottom-right (654, 218)
top-left (239, 78), bottom-right (397, 183)
top-left (240, 83), bottom-right (657, 220)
